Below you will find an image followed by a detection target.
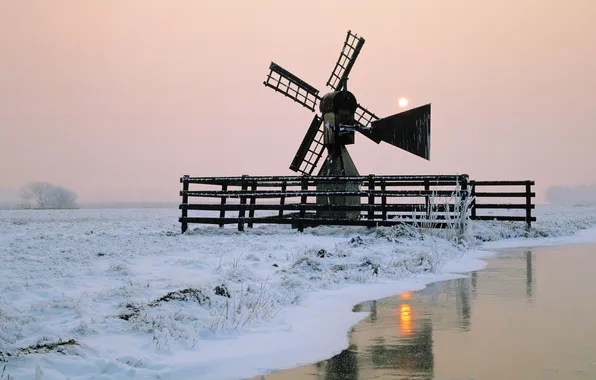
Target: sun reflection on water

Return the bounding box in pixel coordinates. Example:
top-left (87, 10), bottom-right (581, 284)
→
top-left (399, 303), bottom-right (413, 335)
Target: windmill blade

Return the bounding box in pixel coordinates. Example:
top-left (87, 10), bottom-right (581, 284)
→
top-left (326, 30), bottom-right (366, 91)
top-left (289, 114), bottom-right (326, 175)
top-left (264, 62), bottom-right (321, 112)
top-left (364, 104), bottom-right (431, 160)
top-left (354, 103), bottom-right (379, 128)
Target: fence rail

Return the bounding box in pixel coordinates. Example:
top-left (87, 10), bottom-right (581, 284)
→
top-left (179, 174), bottom-right (535, 233)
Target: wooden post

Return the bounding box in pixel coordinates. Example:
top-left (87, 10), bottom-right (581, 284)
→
top-left (525, 181), bottom-right (532, 229)
top-left (381, 179), bottom-right (387, 221)
top-left (459, 175), bottom-right (469, 236)
top-left (180, 175), bottom-right (189, 234)
top-left (248, 182), bottom-right (257, 229)
top-left (218, 183), bottom-right (227, 228)
top-left (470, 180), bottom-right (477, 220)
top-left (279, 179), bottom-right (287, 217)
top-left (298, 176), bottom-right (308, 232)
top-left (237, 175), bottom-right (248, 232)
top-left (368, 174), bottom-right (375, 221)
top-left (460, 175), bottom-right (469, 219)
top-left (424, 179), bottom-right (430, 220)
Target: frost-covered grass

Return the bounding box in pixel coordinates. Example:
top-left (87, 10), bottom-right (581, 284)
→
top-left (0, 205), bottom-right (595, 380)
top-left (470, 204), bottom-right (596, 241)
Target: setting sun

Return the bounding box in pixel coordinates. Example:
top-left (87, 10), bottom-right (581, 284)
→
top-left (398, 97), bottom-right (408, 108)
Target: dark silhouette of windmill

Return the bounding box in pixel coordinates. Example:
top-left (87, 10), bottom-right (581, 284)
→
top-left (263, 30), bottom-right (431, 219)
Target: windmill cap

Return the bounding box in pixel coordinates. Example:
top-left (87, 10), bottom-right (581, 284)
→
top-left (319, 90), bottom-right (358, 114)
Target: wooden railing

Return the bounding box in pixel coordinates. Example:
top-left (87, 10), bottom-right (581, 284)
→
top-left (179, 175), bottom-right (536, 233)
top-left (179, 174), bottom-right (470, 233)
top-left (469, 180), bottom-right (536, 228)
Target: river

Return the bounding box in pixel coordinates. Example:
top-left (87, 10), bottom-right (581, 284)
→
top-left (252, 243), bottom-right (596, 379)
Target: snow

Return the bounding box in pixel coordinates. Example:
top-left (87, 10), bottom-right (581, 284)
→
top-left (1, 204), bottom-right (596, 380)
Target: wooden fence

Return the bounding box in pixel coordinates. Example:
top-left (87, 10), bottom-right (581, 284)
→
top-left (469, 180), bottom-right (536, 225)
top-left (179, 174), bottom-right (535, 233)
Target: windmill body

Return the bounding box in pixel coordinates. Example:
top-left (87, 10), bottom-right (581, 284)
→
top-left (317, 89), bottom-right (362, 219)
top-left (263, 30), bottom-right (432, 221)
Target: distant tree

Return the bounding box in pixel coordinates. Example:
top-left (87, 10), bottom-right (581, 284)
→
top-left (19, 182), bottom-right (78, 209)
top-left (19, 182), bottom-right (51, 208)
top-left (46, 186), bottom-right (77, 209)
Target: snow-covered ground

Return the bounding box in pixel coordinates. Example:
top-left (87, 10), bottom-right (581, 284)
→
top-left (1, 205), bottom-right (596, 380)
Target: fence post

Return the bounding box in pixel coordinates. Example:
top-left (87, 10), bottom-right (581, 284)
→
top-left (180, 175), bottom-right (189, 234)
top-left (279, 179), bottom-right (287, 218)
top-left (368, 174), bottom-right (375, 221)
top-left (298, 176), bottom-right (308, 232)
top-left (460, 175), bottom-right (469, 218)
top-left (219, 183), bottom-right (227, 228)
top-left (459, 174), bottom-right (469, 237)
top-left (424, 179), bottom-right (430, 220)
top-left (237, 174), bottom-right (248, 232)
top-left (380, 178), bottom-right (387, 221)
top-left (470, 180), bottom-right (477, 220)
top-left (525, 181), bottom-right (532, 229)
top-left (248, 182), bottom-right (257, 229)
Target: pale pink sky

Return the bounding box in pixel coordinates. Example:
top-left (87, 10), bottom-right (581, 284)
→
top-left (1, 0), bottom-right (595, 203)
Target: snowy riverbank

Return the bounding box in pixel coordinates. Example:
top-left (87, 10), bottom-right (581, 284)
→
top-left (1, 205), bottom-right (596, 380)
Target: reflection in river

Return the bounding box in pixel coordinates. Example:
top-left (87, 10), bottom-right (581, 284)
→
top-left (254, 244), bottom-right (596, 379)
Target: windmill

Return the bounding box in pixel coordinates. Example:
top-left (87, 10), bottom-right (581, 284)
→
top-left (263, 30), bottom-right (431, 220)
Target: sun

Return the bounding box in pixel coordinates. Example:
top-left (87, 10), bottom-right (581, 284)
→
top-left (398, 97), bottom-right (408, 108)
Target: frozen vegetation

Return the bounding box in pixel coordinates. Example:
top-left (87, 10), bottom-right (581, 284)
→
top-left (1, 205), bottom-right (596, 379)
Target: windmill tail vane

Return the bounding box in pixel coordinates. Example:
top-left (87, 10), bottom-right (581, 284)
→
top-left (263, 30), bottom-right (431, 176)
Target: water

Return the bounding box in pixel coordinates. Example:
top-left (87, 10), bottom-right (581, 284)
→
top-left (254, 244), bottom-right (596, 379)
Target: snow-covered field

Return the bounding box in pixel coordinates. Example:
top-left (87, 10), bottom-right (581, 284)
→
top-left (1, 205), bottom-right (596, 380)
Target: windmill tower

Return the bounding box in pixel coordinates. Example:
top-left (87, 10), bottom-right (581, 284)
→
top-left (263, 30), bottom-right (431, 220)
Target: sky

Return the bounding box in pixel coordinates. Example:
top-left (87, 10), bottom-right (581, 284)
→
top-left (1, 0), bottom-right (595, 203)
